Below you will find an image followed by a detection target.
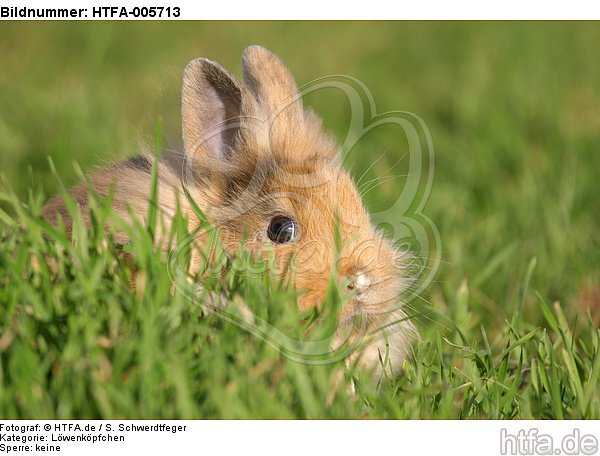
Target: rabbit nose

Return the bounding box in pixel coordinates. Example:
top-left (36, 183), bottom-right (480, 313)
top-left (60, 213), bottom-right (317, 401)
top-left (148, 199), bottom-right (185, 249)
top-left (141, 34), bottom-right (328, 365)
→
top-left (346, 273), bottom-right (372, 294)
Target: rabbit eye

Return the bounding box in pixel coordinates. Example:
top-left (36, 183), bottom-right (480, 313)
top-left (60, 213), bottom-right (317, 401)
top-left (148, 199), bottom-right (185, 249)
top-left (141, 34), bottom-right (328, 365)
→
top-left (267, 216), bottom-right (298, 244)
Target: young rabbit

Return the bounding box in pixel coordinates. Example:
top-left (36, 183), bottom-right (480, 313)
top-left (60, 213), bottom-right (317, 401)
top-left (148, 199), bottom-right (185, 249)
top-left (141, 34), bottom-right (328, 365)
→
top-left (42, 46), bottom-right (416, 379)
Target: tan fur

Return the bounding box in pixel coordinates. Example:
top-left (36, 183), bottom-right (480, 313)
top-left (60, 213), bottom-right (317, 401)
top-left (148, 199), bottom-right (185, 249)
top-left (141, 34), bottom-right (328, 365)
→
top-left (42, 46), bottom-right (416, 379)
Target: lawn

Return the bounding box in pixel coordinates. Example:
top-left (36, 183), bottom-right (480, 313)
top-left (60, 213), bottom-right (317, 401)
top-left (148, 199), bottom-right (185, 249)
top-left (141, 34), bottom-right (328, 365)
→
top-left (0, 22), bottom-right (599, 419)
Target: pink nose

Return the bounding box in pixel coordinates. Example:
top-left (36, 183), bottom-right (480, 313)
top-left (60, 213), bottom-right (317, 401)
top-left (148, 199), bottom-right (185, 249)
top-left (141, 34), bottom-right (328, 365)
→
top-left (346, 273), bottom-right (372, 294)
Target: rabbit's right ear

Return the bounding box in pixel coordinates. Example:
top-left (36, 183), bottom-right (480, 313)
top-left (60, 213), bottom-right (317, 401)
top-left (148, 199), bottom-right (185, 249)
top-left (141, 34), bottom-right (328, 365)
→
top-left (182, 58), bottom-right (245, 164)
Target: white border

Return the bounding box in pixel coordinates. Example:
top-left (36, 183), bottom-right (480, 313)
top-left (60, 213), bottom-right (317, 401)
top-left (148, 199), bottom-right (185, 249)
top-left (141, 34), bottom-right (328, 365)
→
top-left (0, 420), bottom-right (599, 456)
top-left (1, 0), bottom-right (599, 19)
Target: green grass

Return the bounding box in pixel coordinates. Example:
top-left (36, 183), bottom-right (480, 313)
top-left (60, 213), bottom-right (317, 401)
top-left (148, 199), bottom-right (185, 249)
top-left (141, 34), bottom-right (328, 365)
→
top-left (1, 22), bottom-right (599, 419)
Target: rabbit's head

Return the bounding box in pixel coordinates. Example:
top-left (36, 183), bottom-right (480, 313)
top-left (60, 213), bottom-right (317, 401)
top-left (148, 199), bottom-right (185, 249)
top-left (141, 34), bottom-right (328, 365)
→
top-left (182, 46), bottom-right (415, 371)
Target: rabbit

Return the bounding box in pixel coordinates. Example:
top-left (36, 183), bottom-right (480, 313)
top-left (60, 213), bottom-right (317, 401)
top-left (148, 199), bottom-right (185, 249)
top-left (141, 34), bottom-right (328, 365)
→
top-left (41, 45), bottom-right (417, 380)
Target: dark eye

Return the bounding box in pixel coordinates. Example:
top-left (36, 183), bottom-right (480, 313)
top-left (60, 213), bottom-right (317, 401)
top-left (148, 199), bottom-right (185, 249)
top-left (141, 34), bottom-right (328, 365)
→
top-left (267, 216), bottom-right (298, 244)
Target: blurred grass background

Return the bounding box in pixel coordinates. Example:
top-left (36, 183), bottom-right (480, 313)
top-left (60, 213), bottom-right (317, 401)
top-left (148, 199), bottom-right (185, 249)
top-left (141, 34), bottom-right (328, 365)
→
top-left (1, 22), bottom-right (599, 319)
top-left (0, 22), bottom-right (599, 418)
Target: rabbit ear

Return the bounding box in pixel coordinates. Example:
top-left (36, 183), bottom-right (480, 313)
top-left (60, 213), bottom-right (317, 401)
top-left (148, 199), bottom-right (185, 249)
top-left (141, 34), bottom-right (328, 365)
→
top-left (242, 45), bottom-right (304, 132)
top-left (182, 58), bottom-right (244, 162)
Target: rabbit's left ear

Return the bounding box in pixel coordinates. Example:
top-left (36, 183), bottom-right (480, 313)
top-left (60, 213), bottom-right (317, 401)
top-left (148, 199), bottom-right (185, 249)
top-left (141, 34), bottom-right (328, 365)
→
top-left (182, 58), bottom-right (245, 163)
top-left (242, 45), bottom-right (305, 136)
